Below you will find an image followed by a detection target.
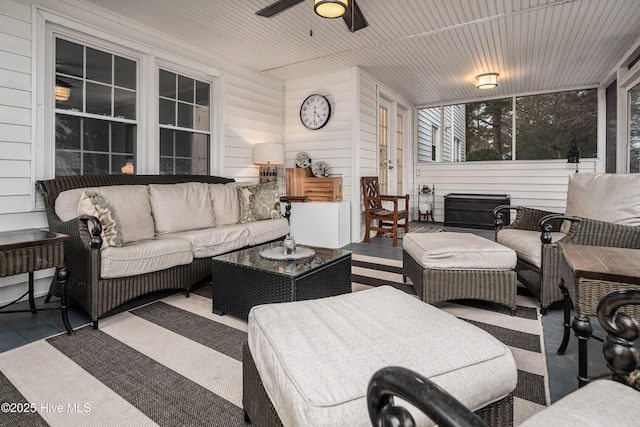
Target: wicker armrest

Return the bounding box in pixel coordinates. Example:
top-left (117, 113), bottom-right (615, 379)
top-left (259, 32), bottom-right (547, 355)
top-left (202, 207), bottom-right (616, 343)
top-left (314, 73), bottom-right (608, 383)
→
top-left (367, 366), bottom-right (486, 427)
top-left (494, 205), bottom-right (558, 232)
top-left (556, 217), bottom-right (640, 248)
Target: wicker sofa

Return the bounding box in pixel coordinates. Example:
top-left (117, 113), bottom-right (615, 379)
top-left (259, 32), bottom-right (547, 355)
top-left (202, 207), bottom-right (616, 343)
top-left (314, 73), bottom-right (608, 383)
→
top-left (35, 174), bottom-right (291, 328)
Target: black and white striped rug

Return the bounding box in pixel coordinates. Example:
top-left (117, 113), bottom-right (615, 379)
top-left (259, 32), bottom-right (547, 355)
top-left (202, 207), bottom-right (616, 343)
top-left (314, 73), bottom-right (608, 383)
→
top-left (0, 254), bottom-right (549, 426)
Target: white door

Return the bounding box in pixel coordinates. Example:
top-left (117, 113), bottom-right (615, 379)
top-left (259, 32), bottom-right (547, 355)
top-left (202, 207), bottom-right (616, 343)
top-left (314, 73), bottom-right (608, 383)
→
top-left (379, 97), bottom-right (407, 196)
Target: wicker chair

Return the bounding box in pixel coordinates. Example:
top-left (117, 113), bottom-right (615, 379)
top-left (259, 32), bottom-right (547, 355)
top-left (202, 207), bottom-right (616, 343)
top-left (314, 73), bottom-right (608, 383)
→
top-left (367, 289), bottom-right (640, 427)
top-left (361, 176), bottom-right (409, 247)
top-left (493, 173), bottom-right (640, 314)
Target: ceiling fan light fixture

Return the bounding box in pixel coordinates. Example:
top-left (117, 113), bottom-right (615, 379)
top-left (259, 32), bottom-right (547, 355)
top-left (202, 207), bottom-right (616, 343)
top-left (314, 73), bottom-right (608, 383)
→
top-left (314, 0), bottom-right (347, 19)
top-left (475, 73), bottom-right (499, 89)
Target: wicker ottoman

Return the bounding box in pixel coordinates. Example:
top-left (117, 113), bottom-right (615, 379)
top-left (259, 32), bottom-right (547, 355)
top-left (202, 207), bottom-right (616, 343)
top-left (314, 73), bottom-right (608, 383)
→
top-left (403, 232), bottom-right (518, 313)
top-left (243, 286), bottom-right (517, 426)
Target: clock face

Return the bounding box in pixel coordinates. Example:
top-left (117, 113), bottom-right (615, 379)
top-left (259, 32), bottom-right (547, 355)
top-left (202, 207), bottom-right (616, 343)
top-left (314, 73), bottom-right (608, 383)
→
top-left (300, 94), bottom-right (331, 130)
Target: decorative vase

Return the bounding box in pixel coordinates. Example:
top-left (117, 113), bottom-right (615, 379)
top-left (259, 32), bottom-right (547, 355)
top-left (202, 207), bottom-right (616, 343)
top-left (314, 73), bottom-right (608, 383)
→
top-left (283, 234), bottom-right (296, 255)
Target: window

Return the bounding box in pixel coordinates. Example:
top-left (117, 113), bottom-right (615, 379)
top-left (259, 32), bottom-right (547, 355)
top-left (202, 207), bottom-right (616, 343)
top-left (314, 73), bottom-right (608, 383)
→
top-left (418, 88), bottom-right (597, 162)
top-left (396, 114), bottom-right (403, 195)
top-left (159, 69), bottom-right (211, 175)
top-left (55, 38), bottom-right (137, 176)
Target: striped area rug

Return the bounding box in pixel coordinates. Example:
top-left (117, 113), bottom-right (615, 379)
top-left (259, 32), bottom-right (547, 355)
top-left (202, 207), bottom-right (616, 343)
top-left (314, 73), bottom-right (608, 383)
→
top-left (0, 254), bottom-right (549, 426)
top-left (352, 254), bottom-right (550, 425)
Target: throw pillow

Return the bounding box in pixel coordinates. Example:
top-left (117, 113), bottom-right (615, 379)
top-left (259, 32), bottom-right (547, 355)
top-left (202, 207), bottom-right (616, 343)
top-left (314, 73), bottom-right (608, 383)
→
top-left (237, 182), bottom-right (282, 224)
top-left (77, 190), bottom-right (124, 248)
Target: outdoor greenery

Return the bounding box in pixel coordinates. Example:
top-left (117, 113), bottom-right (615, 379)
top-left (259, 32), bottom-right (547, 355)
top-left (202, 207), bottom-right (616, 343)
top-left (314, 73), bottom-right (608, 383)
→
top-left (465, 89), bottom-right (597, 161)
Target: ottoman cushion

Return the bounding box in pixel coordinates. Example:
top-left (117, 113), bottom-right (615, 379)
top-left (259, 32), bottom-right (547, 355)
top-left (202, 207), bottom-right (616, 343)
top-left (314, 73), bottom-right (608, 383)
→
top-left (247, 286), bottom-right (517, 426)
top-left (404, 232), bottom-right (516, 270)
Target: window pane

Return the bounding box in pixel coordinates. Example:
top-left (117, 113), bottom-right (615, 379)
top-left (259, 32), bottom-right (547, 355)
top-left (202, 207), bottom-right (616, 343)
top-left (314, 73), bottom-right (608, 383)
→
top-left (175, 130), bottom-right (192, 157)
top-left (629, 83), bottom-right (640, 173)
top-left (114, 56), bottom-right (136, 89)
top-left (159, 99), bottom-right (175, 125)
top-left (84, 118), bottom-right (110, 152)
top-left (466, 99), bottom-right (512, 161)
top-left (55, 115), bottom-right (81, 150)
top-left (112, 155), bottom-right (131, 174)
top-left (55, 151), bottom-right (80, 176)
top-left (86, 47), bottom-right (112, 84)
top-left (86, 82), bottom-right (112, 116)
top-left (516, 89), bottom-right (597, 160)
top-left (114, 88), bottom-right (136, 119)
top-left (83, 153), bottom-right (110, 174)
top-left (417, 107), bottom-right (439, 162)
top-left (159, 70), bottom-right (176, 98)
top-left (178, 75), bottom-right (194, 102)
top-left (178, 102), bottom-right (193, 128)
top-left (55, 76), bottom-right (83, 111)
top-left (111, 122), bottom-right (136, 154)
top-left (56, 39), bottom-right (83, 78)
top-left (196, 80), bottom-right (209, 106)
top-left (175, 159), bottom-right (192, 175)
top-left (606, 80), bottom-right (617, 173)
top-left (160, 128), bottom-right (174, 156)
top-left (160, 157), bottom-right (174, 175)
top-left (195, 106), bottom-right (210, 131)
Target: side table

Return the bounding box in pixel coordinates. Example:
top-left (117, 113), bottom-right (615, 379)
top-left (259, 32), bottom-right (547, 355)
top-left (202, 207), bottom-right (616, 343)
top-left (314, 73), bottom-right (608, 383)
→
top-left (557, 243), bottom-right (640, 387)
top-left (0, 229), bottom-right (73, 335)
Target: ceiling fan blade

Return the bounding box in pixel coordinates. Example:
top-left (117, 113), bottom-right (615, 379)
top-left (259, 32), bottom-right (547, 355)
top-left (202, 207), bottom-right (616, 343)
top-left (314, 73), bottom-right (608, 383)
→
top-left (256, 0), bottom-right (306, 17)
top-left (342, 0), bottom-right (368, 32)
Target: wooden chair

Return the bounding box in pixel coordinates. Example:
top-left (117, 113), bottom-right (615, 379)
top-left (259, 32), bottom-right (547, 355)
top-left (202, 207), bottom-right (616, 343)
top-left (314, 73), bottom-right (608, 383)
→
top-left (361, 176), bottom-right (409, 247)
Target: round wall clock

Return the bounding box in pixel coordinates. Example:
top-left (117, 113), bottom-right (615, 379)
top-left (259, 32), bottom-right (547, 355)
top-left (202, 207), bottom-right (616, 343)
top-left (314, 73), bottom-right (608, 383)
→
top-left (300, 94), bottom-right (331, 130)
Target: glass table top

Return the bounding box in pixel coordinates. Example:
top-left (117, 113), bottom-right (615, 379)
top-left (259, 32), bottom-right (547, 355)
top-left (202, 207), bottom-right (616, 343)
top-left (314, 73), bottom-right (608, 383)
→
top-left (212, 241), bottom-right (351, 278)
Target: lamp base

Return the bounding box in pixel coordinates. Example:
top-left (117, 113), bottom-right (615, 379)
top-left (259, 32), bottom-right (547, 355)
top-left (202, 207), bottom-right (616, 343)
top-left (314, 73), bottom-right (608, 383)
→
top-left (259, 165), bottom-right (278, 184)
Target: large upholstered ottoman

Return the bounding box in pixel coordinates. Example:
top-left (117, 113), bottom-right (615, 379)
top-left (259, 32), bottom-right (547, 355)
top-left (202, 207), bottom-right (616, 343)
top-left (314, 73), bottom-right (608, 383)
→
top-left (243, 286), bottom-right (518, 426)
top-left (403, 232), bottom-right (518, 313)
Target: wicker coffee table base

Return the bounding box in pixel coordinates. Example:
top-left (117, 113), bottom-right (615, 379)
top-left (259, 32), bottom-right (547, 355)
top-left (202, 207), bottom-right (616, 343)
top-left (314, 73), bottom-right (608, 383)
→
top-left (242, 343), bottom-right (514, 426)
top-left (403, 250), bottom-right (517, 313)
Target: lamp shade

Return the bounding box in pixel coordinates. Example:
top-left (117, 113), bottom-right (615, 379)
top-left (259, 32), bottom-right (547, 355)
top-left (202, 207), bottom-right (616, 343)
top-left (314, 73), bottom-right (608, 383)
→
top-left (314, 0), bottom-right (347, 19)
top-left (475, 73), bottom-right (499, 89)
top-left (253, 143), bottom-right (284, 165)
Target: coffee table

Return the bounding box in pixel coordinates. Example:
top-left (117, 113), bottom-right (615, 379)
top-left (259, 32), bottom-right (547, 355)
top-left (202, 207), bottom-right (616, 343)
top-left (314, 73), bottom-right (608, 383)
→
top-left (211, 241), bottom-right (352, 320)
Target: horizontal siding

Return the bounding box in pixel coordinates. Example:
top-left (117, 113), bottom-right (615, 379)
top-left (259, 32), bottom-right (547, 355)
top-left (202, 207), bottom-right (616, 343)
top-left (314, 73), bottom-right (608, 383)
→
top-left (414, 159), bottom-right (598, 222)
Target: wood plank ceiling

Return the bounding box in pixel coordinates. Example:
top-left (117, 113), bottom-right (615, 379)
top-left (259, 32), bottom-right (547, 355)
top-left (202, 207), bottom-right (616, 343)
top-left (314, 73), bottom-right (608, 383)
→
top-left (83, 0), bottom-right (640, 106)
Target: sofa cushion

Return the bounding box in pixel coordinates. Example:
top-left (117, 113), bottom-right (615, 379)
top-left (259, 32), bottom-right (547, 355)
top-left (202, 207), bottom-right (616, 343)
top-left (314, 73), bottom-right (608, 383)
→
top-left (403, 232), bottom-right (517, 269)
top-left (237, 182), bottom-right (282, 224)
top-left (497, 229), bottom-right (565, 268)
top-left (149, 182), bottom-right (216, 234)
top-left (561, 173), bottom-right (640, 233)
top-left (248, 286), bottom-right (517, 427)
top-left (100, 238), bottom-right (192, 279)
top-left (520, 379), bottom-right (640, 426)
top-left (56, 187), bottom-right (98, 221)
top-left (244, 217), bottom-right (290, 246)
top-left (209, 182), bottom-right (249, 226)
top-left (94, 185), bottom-right (156, 244)
top-left (77, 190), bottom-right (124, 248)
top-left (157, 224), bottom-right (251, 258)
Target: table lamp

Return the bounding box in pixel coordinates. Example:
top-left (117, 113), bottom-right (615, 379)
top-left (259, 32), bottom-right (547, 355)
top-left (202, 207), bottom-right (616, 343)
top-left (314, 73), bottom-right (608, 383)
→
top-left (254, 143), bottom-right (284, 184)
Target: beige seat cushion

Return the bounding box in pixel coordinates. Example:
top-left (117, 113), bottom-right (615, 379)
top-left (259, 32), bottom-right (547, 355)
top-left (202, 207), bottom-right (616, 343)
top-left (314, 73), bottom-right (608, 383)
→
top-left (403, 232), bottom-right (517, 270)
top-left (520, 379), bottom-right (640, 426)
top-left (497, 229), bottom-right (565, 268)
top-left (248, 286), bottom-right (517, 427)
top-left (149, 182), bottom-right (216, 234)
top-left (100, 238), bottom-right (192, 279)
top-left (561, 173), bottom-right (640, 233)
top-left (244, 217), bottom-right (290, 246)
top-left (157, 224), bottom-right (251, 258)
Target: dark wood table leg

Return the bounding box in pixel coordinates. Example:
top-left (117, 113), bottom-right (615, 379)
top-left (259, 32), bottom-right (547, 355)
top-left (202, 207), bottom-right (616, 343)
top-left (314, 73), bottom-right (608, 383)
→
top-left (28, 272), bottom-right (37, 314)
top-left (572, 314), bottom-right (593, 387)
top-left (57, 267), bottom-right (74, 335)
top-left (557, 279), bottom-right (572, 355)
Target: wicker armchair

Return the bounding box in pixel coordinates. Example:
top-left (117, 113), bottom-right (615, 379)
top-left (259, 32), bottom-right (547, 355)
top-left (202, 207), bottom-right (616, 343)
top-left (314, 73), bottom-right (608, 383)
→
top-left (367, 289), bottom-right (640, 427)
top-left (494, 173), bottom-right (640, 314)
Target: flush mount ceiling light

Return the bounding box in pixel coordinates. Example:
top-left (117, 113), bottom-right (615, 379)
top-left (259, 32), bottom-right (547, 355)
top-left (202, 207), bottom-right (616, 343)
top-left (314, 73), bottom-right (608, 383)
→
top-left (314, 0), bottom-right (348, 19)
top-left (475, 73), bottom-right (499, 89)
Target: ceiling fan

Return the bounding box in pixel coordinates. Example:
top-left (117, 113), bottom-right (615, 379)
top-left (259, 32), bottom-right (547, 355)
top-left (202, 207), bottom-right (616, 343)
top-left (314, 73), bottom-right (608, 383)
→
top-left (256, 0), bottom-right (368, 33)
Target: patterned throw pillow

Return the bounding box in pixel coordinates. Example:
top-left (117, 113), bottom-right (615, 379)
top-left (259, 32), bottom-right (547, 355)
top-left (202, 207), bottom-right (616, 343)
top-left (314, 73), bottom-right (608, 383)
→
top-left (237, 182), bottom-right (282, 224)
top-left (77, 190), bottom-right (124, 248)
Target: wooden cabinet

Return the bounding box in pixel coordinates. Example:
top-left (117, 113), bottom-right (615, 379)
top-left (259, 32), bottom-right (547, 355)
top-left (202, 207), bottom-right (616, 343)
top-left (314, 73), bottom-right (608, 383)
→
top-left (285, 168), bottom-right (342, 201)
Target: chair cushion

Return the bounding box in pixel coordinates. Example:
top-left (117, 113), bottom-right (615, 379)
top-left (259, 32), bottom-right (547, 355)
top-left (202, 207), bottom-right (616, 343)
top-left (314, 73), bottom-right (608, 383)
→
top-left (497, 229), bottom-right (565, 268)
top-left (248, 286), bottom-right (517, 427)
top-left (520, 379), bottom-right (640, 426)
top-left (403, 232), bottom-right (517, 269)
top-left (100, 238), bottom-right (192, 279)
top-left (149, 182), bottom-right (216, 234)
top-left (561, 173), bottom-right (640, 233)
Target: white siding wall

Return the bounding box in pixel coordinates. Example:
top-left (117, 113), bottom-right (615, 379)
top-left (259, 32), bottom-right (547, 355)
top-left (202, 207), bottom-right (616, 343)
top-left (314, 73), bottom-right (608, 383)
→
top-left (414, 159), bottom-right (598, 222)
top-left (0, 0), bottom-right (283, 304)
